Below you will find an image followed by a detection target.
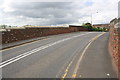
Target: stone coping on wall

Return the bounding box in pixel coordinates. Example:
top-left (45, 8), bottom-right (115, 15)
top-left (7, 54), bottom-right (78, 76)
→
top-left (114, 22), bottom-right (120, 28)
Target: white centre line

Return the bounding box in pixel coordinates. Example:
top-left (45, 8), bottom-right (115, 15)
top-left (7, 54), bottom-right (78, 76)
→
top-left (0, 33), bottom-right (94, 68)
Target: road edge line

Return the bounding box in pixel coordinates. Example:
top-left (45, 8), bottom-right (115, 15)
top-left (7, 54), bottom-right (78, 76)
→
top-left (72, 32), bottom-right (106, 78)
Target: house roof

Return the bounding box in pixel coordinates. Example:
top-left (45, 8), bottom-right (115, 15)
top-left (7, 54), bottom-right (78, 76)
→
top-left (69, 25), bottom-right (83, 27)
top-left (93, 24), bottom-right (109, 26)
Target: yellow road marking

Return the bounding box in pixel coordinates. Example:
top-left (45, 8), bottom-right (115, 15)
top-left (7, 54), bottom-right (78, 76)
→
top-left (62, 32), bottom-right (106, 79)
top-left (72, 74), bottom-right (77, 78)
top-left (62, 73), bottom-right (67, 79)
top-left (62, 53), bottom-right (77, 79)
top-left (72, 32), bottom-right (106, 78)
top-left (62, 61), bottom-right (73, 78)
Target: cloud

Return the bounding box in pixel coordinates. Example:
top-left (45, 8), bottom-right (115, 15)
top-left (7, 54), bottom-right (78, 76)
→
top-left (0, 0), bottom-right (119, 26)
top-left (118, 1), bottom-right (120, 18)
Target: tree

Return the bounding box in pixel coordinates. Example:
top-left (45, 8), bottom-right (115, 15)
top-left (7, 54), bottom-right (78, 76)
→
top-left (82, 23), bottom-right (92, 31)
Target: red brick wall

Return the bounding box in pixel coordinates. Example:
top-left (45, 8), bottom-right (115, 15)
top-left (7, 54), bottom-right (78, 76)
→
top-left (2, 27), bottom-right (89, 44)
top-left (109, 19), bottom-right (120, 75)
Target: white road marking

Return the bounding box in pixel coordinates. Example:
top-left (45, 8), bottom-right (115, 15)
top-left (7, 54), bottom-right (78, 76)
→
top-left (0, 32), bottom-right (94, 68)
top-left (57, 32), bottom-right (105, 78)
top-left (0, 38), bottom-right (48, 52)
top-left (72, 32), bottom-right (106, 78)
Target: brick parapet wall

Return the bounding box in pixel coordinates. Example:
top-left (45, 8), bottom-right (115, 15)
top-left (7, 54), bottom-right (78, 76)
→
top-left (109, 18), bottom-right (120, 75)
top-left (1, 27), bottom-right (89, 44)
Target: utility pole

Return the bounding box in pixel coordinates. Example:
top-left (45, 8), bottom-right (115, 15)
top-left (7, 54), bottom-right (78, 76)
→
top-left (91, 13), bottom-right (92, 26)
top-left (91, 12), bottom-right (98, 26)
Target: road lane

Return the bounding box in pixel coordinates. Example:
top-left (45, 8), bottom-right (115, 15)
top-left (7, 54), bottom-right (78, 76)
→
top-left (1, 33), bottom-right (88, 68)
top-left (1, 32), bottom-right (116, 78)
top-left (2, 32), bottom-right (89, 62)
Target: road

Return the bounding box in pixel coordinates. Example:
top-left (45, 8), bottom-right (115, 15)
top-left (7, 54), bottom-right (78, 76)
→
top-left (0, 32), bottom-right (117, 78)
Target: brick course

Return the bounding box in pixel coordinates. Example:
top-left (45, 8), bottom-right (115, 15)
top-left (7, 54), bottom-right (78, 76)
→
top-left (1, 27), bottom-right (89, 44)
top-left (109, 18), bottom-right (120, 76)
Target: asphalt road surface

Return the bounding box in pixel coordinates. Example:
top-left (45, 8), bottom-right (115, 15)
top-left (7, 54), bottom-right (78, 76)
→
top-left (0, 32), bottom-right (117, 78)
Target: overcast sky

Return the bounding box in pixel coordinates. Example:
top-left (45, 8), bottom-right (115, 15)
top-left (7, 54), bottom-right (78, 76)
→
top-left (0, 0), bottom-right (119, 26)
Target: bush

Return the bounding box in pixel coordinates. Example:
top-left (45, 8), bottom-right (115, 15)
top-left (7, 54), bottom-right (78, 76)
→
top-left (92, 27), bottom-right (107, 32)
top-left (82, 23), bottom-right (107, 31)
top-left (82, 23), bottom-right (92, 31)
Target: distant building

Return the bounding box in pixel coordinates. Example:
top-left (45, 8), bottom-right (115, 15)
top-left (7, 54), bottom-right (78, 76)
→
top-left (69, 25), bottom-right (83, 27)
top-left (69, 25), bottom-right (89, 31)
top-left (0, 25), bottom-right (18, 29)
top-left (92, 24), bottom-right (110, 29)
top-left (23, 24), bottom-right (69, 28)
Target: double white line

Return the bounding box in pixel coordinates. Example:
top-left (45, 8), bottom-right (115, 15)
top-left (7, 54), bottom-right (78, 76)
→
top-left (0, 33), bottom-right (90, 68)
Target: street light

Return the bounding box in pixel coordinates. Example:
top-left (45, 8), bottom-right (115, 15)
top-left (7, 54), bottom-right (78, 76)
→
top-left (91, 12), bottom-right (99, 26)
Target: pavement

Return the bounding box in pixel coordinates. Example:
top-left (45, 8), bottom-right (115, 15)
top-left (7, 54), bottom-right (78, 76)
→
top-left (0, 32), bottom-right (118, 79)
top-left (74, 33), bottom-right (117, 78)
